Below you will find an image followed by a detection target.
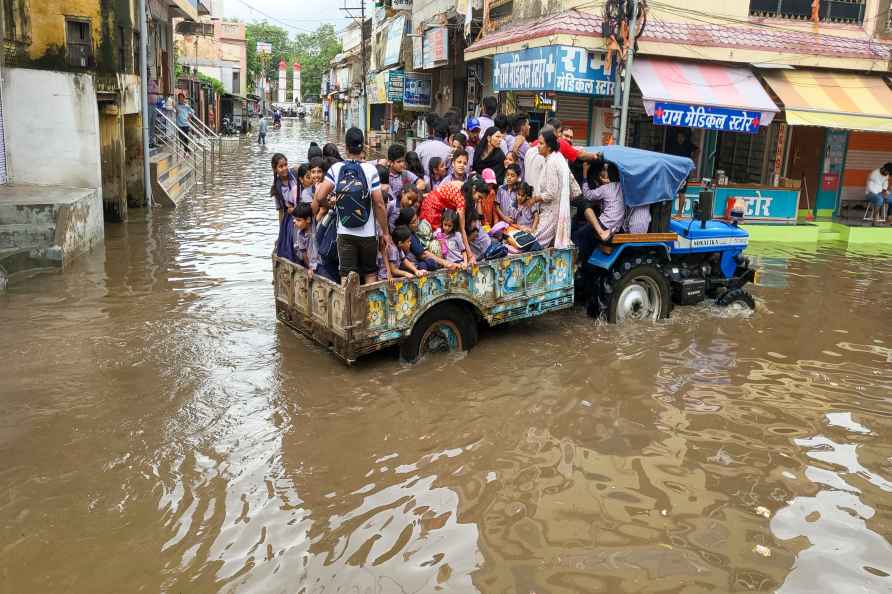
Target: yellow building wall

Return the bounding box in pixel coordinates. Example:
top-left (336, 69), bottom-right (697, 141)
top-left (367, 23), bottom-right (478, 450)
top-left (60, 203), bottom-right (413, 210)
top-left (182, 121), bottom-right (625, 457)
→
top-left (26, 0), bottom-right (102, 61)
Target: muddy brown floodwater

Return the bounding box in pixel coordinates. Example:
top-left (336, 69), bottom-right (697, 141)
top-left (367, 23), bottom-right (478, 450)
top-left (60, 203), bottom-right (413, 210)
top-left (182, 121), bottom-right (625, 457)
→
top-left (2, 119), bottom-right (892, 594)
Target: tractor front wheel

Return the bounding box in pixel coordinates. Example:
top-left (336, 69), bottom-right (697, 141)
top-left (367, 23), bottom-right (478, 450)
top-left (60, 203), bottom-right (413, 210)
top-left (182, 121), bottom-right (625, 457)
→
top-left (716, 288), bottom-right (756, 310)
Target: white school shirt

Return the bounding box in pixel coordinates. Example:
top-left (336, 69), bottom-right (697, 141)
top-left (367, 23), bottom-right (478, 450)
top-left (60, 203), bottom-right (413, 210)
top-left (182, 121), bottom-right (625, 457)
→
top-left (325, 160), bottom-right (382, 238)
top-left (866, 168), bottom-right (888, 194)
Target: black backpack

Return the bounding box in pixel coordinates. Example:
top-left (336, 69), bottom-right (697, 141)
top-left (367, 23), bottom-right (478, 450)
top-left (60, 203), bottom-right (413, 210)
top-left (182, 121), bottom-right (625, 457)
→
top-left (334, 161), bottom-right (371, 228)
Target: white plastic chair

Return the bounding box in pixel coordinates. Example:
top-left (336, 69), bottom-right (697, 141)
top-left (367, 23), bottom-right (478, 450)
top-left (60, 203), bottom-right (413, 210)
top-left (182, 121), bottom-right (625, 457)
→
top-left (864, 200), bottom-right (889, 222)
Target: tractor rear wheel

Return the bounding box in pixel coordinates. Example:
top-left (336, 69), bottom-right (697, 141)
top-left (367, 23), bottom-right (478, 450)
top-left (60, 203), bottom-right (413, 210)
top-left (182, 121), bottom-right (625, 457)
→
top-left (400, 302), bottom-right (478, 363)
top-left (600, 256), bottom-right (672, 324)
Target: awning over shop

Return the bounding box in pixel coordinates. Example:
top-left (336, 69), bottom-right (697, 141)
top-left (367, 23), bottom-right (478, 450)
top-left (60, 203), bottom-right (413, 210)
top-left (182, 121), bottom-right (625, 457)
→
top-left (761, 70), bottom-right (892, 133)
top-left (632, 59), bottom-right (778, 134)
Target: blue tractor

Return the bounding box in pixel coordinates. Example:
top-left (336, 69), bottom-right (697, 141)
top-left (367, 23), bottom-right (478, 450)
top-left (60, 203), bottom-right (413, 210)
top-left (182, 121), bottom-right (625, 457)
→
top-left (578, 146), bottom-right (757, 322)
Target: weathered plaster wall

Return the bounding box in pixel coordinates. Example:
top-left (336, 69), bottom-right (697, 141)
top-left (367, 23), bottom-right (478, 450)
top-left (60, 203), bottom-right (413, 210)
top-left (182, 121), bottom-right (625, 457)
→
top-left (23, 0), bottom-right (136, 72)
top-left (55, 188), bottom-right (105, 264)
top-left (3, 68), bottom-right (103, 192)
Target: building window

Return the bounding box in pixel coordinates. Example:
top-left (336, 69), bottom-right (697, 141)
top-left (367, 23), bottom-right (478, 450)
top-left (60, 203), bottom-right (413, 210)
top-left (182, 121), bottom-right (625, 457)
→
top-left (749, 0), bottom-right (865, 24)
top-left (232, 70), bottom-right (240, 93)
top-left (490, 0), bottom-right (513, 21)
top-left (65, 18), bottom-right (93, 68)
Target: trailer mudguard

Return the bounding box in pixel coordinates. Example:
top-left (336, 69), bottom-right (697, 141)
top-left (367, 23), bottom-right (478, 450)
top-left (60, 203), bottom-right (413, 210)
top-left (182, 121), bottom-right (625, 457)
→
top-left (587, 242), bottom-right (672, 271)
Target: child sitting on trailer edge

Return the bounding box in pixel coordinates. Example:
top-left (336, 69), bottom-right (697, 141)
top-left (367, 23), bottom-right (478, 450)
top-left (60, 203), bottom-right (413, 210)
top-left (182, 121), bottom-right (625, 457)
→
top-left (377, 225), bottom-right (429, 281)
top-left (395, 207), bottom-right (459, 271)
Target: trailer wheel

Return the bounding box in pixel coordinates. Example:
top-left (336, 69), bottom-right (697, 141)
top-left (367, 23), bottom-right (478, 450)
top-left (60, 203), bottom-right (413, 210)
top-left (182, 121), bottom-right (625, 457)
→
top-left (400, 302), bottom-right (478, 363)
top-left (602, 257), bottom-right (672, 323)
top-left (716, 288), bottom-right (755, 310)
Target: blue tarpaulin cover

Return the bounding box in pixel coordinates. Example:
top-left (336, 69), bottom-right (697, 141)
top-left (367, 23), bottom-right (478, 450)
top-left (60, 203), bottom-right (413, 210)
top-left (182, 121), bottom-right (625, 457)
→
top-left (585, 146), bottom-right (694, 207)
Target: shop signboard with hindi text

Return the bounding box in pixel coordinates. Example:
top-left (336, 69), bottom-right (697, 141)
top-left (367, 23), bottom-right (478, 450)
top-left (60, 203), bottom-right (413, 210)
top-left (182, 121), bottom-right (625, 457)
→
top-left (653, 102), bottom-right (761, 134)
top-left (492, 45), bottom-right (614, 96)
top-left (403, 72), bottom-right (432, 110)
top-left (422, 27), bottom-right (448, 70)
top-left (674, 185), bottom-right (800, 223)
top-left (387, 69), bottom-right (405, 102)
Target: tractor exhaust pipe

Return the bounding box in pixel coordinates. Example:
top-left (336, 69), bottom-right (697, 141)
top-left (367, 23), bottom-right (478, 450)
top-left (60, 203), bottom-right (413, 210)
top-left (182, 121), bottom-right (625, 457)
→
top-left (695, 189), bottom-right (714, 229)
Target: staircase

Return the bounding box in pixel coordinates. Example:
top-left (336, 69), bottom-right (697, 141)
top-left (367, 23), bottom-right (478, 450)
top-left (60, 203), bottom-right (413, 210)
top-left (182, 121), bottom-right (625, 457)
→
top-left (149, 108), bottom-right (223, 207)
top-left (150, 147), bottom-right (196, 207)
top-left (0, 185), bottom-right (104, 289)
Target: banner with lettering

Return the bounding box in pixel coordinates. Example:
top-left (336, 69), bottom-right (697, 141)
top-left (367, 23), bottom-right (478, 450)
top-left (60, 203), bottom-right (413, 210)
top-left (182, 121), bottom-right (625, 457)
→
top-left (653, 102), bottom-right (762, 134)
top-left (492, 45), bottom-right (614, 97)
top-left (387, 69), bottom-right (405, 102)
top-left (674, 185), bottom-right (800, 223)
top-left (403, 72), bottom-right (432, 110)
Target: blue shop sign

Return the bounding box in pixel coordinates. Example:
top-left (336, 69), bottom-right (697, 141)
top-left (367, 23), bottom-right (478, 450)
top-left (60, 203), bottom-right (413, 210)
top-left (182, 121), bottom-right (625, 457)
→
top-left (654, 102), bottom-right (762, 134)
top-left (674, 186), bottom-right (800, 224)
top-left (492, 45), bottom-right (614, 96)
top-left (387, 69), bottom-right (405, 102)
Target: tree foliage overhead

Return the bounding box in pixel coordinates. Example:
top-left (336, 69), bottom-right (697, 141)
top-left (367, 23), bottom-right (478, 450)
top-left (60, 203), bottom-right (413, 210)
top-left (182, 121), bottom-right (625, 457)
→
top-left (246, 22), bottom-right (342, 102)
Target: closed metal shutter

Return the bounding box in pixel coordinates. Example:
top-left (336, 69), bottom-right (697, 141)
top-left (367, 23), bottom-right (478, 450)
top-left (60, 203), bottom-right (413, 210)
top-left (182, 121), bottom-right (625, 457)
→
top-left (0, 77), bottom-right (6, 184)
top-left (556, 94), bottom-right (591, 143)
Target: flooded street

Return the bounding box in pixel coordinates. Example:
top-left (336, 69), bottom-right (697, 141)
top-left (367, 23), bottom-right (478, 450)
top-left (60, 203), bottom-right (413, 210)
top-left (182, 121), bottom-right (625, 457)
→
top-left (3, 119), bottom-right (892, 593)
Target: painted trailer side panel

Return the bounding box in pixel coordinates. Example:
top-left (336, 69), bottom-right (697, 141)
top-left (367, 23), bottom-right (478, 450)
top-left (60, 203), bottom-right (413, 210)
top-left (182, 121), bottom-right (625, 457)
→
top-left (274, 247), bottom-right (576, 363)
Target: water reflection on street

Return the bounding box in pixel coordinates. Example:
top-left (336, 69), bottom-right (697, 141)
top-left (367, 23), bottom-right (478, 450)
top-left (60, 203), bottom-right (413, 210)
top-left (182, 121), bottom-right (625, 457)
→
top-left (2, 119), bottom-right (892, 593)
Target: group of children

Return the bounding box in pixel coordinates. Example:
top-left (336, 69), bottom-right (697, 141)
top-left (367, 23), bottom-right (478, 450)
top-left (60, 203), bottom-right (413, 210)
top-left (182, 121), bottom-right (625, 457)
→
top-left (273, 118), bottom-right (546, 284)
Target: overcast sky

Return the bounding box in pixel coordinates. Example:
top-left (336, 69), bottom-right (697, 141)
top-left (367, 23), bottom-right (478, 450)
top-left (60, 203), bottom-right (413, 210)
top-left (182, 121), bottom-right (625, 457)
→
top-left (221, 0), bottom-right (370, 33)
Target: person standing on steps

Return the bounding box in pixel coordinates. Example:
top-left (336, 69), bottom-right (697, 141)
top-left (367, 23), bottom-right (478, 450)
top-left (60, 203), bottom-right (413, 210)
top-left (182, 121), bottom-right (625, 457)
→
top-left (175, 92), bottom-right (194, 154)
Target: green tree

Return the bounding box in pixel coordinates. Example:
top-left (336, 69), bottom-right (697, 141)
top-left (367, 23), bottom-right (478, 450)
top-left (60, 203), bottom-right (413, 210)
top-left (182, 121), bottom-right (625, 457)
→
top-left (245, 22), bottom-right (292, 94)
top-left (292, 24), bottom-right (341, 102)
top-left (245, 22), bottom-right (341, 103)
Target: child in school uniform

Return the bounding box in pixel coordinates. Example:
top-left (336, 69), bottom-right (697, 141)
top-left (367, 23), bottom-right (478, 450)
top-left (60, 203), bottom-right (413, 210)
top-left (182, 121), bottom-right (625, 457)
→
top-left (466, 214), bottom-right (508, 261)
top-left (515, 182), bottom-right (539, 232)
top-left (292, 203), bottom-right (319, 274)
top-left (377, 225), bottom-right (428, 280)
top-left (495, 164), bottom-right (521, 224)
top-left (435, 209), bottom-right (469, 268)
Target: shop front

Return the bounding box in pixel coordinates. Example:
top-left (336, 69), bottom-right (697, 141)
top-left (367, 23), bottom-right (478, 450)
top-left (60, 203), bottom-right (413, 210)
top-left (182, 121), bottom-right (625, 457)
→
top-left (628, 58), bottom-right (800, 224)
top-left (759, 69), bottom-right (892, 219)
top-left (491, 44), bottom-right (615, 143)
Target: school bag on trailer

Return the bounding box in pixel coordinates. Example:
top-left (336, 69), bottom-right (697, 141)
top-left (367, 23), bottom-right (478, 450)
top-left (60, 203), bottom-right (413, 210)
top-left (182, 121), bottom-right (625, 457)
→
top-left (316, 209), bottom-right (339, 264)
top-left (334, 161), bottom-right (371, 228)
top-left (506, 229), bottom-right (542, 253)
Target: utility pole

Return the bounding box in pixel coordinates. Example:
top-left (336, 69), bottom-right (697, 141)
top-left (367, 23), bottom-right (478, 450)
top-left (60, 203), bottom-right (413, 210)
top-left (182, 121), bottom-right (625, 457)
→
top-left (138, 0), bottom-right (153, 208)
top-left (340, 0), bottom-right (368, 136)
top-left (617, 0), bottom-right (639, 147)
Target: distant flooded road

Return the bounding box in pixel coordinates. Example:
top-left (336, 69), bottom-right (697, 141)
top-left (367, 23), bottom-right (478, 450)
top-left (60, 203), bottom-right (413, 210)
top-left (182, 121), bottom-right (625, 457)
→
top-left (2, 119), bottom-right (892, 593)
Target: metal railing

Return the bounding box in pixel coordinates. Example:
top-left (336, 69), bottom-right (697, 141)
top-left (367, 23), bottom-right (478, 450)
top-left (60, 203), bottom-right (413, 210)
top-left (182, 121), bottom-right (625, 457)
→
top-left (152, 107), bottom-right (208, 186)
top-left (749, 0), bottom-right (865, 24)
top-left (188, 113), bottom-right (224, 158)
